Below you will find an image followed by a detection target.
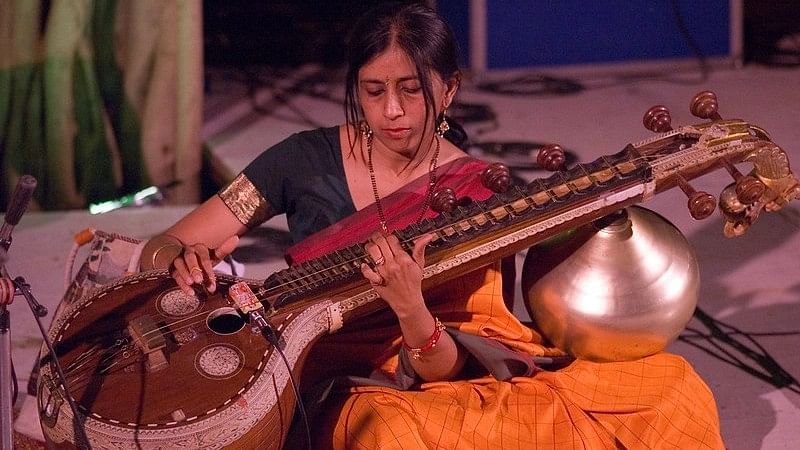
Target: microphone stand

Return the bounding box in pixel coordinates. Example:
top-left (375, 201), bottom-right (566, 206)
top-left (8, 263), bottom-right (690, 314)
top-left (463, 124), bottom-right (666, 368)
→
top-left (0, 175), bottom-right (36, 449)
top-left (0, 263), bottom-right (18, 450)
top-left (0, 268), bottom-right (90, 449)
top-left (0, 304), bottom-right (13, 450)
top-left (1, 174), bottom-right (79, 449)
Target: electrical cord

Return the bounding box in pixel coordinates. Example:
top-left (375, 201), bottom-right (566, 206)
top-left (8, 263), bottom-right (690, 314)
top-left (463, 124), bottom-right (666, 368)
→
top-left (474, 1), bottom-right (713, 96)
top-left (247, 66), bottom-right (341, 129)
top-left (584, 1), bottom-right (711, 89)
top-left (679, 307), bottom-right (800, 394)
top-left (10, 357), bottom-right (17, 405)
top-left (449, 101), bottom-right (497, 125)
top-left (476, 74), bottom-right (584, 97)
top-left (205, 0), bottom-right (721, 103)
top-left (261, 324), bottom-right (312, 450)
top-left (758, 32), bottom-right (800, 67)
top-left (15, 278), bottom-right (92, 449)
top-left (448, 102), bottom-right (499, 138)
top-left (668, 0), bottom-right (709, 78)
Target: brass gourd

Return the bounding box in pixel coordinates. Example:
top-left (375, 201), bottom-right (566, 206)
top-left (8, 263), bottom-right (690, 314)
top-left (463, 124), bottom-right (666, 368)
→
top-left (521, 206), bottom-right (699, 362)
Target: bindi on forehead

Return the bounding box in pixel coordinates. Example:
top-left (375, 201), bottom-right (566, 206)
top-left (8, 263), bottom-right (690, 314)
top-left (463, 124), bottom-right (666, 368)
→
top-left (358, 44), bottom-right (418, 83)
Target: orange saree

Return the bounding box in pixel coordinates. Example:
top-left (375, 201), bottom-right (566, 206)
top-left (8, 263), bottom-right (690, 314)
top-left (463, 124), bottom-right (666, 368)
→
top-left (283, 157), bottom-right (724, 450)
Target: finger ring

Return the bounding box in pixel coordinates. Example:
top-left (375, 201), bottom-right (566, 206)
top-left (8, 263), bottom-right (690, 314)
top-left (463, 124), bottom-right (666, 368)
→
top-left (373, 255), bottom-right (386, 266)
top-left (190, 267), bottom-right (203, 275)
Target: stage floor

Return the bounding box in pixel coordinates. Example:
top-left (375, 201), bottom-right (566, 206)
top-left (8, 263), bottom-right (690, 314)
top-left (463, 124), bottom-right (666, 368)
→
top-left (6, 62), bottom-right (800, 449)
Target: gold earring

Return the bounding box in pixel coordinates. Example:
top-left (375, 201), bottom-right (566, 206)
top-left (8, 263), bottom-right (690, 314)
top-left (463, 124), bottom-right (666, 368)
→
top-left (360, 120), bottom-right (372, 139)
top-left (436, 108), bottom-right (450, 137)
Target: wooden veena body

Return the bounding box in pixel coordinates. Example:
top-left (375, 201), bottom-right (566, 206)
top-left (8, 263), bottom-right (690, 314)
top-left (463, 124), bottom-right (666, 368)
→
top-left (38, 94), bottom-right (799, 449)
top-left (38, 273), bottom-right (324, 449)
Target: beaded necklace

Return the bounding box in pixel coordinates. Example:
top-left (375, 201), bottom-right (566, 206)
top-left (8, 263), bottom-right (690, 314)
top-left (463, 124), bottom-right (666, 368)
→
top-left (364, 130), bottom-right (440, 233)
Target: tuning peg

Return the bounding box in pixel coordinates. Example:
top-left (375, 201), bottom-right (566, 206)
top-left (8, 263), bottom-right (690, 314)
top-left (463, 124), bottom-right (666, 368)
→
top-left (676, 175), bottom-right (716, 220)
top-left (536, 144), bottom-right (566, 171)
top-left (690, 91), bottom-right (723, 121)
top-left (718, 183), bottom-right (752, 237)
top-left (481, 162), bottom-right (511, 193)
top-left (431, 187), bottom-right (457, 213)
top-left (720, 159), bottom-right (766, 205)
top-left (643, 105), bottom-right (673, 133)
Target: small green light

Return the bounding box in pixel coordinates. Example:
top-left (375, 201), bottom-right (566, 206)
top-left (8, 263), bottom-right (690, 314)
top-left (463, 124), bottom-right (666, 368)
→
top-left (89, 186), bottom-right (161, 214)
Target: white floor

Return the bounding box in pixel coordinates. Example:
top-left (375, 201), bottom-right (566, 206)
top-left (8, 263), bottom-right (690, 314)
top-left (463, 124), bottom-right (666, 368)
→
top-left (6, 61), bottom-right (800, 449)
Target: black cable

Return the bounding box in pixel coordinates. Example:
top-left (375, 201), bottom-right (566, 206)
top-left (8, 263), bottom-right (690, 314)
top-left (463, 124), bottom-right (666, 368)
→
top-left (10, 357), bottom-right (17, 405)
top-left (224, 254), bottom-right (239, 277)
top-left (476, 2), bottom-right (714, 95)
top-left (449, 102), bottom-right (496, 125)
top-left (448, 101), bottom-right (499, 138)
top-left (587, 0), bottom-right (710, 88)
top-left (587, 1), bottom-right (710, 88)
top-left (476, 74), bottom-right (584, 97)
top-left (682, 330), bottom-right (800, 338)
top-left (206, 65), bottom-right (337, 130)
top-left (777, 206), bottom-right (800, 228)
top-left (668, 0), bottom-right (709, 79)
top-left (246, 66), bottom-right (339, 129)
top-left (15, 278), bottom-right (92, 449)
top-left (573, 0), bottom-right (714, 93)
top-left (262, 325), bottom-right (312, 450)
top-left (0, 307), bottom-right (20, 405)
top-left (680, 327), bottom-right (800, 396)
top-left (678, 307), bottom-right (800, 394)
top-left (252, 87), bottom-right (329, 130)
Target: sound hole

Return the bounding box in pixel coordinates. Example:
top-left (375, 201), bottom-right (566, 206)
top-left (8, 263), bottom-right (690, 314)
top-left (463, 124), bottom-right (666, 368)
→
top-left (206, 307), bottom-right (246, 335)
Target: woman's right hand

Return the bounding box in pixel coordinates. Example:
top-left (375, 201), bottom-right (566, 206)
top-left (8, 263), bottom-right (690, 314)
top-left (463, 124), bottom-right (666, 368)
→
top-left (170, 235), bottom-right (239, 295)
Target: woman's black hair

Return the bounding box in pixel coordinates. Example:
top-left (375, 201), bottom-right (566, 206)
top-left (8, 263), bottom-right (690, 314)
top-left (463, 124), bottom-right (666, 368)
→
top-left (343, 1), bottom-right (467, 155)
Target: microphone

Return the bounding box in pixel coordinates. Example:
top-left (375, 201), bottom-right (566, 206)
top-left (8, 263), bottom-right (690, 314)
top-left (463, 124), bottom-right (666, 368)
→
top-left (228, 281), bottom-right (278, 342)
top-left (0, 175), bottom-right (37, 251)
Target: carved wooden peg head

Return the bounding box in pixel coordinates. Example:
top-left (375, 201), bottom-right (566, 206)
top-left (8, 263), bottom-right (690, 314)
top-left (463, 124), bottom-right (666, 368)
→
top-left (734, 175), bottom-right (766, 205)
top-left (687, 191), bottom-right (717, 220)
top-left (643, 105), bottom-right (673, 132)
top-left (720, 159), bottom-right (766, 205)
top-left (431, 187), bottom-right (457, 213)
top-left (690, 91), bottom-right (722, 121)
top-left (481, 162), bottom-right (511, 193)
top-left (676, 175), bottom-right (716, 220)
top-left (536, 144), bottom-right (566, 172)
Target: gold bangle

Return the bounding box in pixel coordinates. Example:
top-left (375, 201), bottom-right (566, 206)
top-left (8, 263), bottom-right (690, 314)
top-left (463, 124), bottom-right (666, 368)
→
top-left (150, 243), bottom-right (183, 269)
top-left (141, 234), bottom-right (184, 271)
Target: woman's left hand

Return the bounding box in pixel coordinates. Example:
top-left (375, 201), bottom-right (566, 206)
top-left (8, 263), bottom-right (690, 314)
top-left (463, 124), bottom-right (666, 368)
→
top-left (361, 231), bottom-right (433, 319)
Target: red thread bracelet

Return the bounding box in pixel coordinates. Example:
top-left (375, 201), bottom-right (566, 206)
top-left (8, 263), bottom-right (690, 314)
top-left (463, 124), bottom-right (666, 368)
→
top-left (403, 317), bottom-right (446, 360)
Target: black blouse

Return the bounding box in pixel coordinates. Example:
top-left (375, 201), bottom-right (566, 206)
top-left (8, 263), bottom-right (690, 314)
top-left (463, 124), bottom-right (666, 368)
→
top-left (242, 126), bottom-right (357, 244)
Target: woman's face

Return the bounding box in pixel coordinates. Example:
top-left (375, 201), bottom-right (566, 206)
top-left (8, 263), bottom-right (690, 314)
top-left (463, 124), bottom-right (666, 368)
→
top-left (357, 42), bottom-right (456, 159)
